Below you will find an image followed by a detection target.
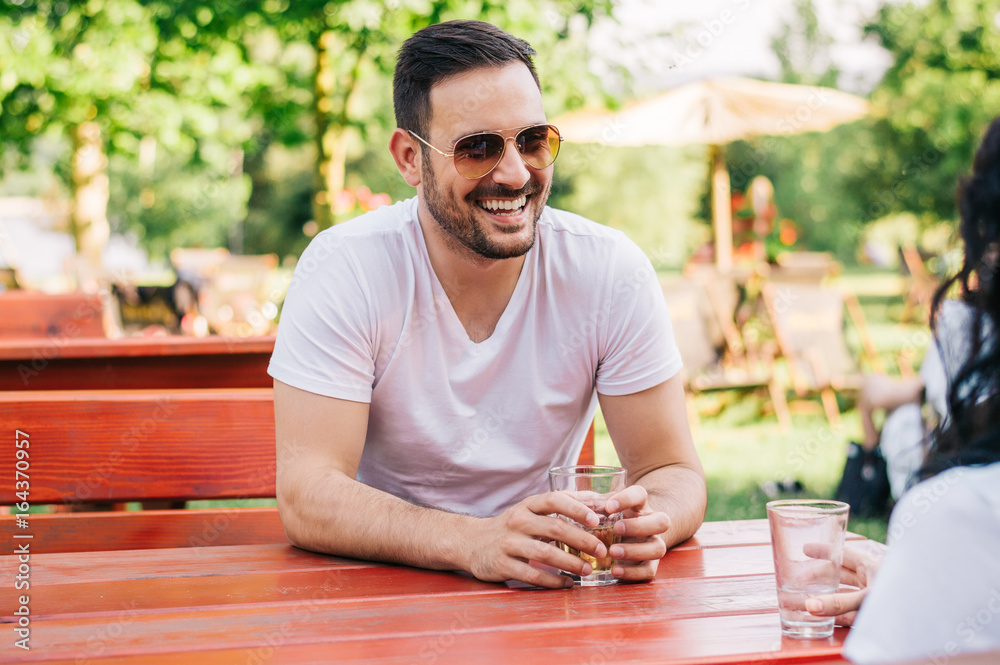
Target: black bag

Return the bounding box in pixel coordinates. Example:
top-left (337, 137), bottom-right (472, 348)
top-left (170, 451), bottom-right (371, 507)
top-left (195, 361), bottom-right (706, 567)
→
top-left (835, 441), bottom-right (891, 518)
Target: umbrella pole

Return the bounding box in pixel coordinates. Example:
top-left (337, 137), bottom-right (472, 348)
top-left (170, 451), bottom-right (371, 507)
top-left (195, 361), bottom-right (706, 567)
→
top-left (711, 144), bottom-right (733, 273)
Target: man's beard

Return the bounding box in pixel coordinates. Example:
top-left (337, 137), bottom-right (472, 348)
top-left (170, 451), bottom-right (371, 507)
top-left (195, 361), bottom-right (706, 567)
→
top-left (421, 158), bottom-right (549, 260)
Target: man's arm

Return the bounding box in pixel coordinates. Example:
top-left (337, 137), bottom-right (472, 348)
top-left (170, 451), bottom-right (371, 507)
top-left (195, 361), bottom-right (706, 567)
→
top-left (274, 379), bottom-right (608, 588)
top-left (597, 373), bottom-right (707, 581)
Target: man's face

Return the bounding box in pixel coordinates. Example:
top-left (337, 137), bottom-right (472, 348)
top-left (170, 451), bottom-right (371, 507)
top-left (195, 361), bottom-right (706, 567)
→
top-left (418, 63), bottom-right (553, 261)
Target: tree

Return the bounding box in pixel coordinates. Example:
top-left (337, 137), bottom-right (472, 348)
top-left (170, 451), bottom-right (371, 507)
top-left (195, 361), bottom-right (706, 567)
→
top-left (857, 0), bottom-right (1000, 223)
top-left (770, 0), bottom-right (840, 88)
top-left (729, 0), bottom-right (1000, 262)
top-left (257, 0), bottom-right (618, 229)
top-left (2, 0), bottom-right (620, 267)
top-left (0, 0), bottom-right (159, 279)
top-left (0, 0), bottom-right (267, 266)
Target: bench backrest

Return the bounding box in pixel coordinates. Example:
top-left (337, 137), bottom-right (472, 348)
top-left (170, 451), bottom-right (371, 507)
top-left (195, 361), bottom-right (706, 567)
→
top-left (0, 388), bottom-right (595, 552)
top-left (1, 388), bottom-right (276, 505)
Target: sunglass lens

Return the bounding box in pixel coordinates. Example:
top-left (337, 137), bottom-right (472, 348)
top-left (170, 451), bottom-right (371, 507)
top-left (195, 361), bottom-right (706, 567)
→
top-left (517, 125), bottom-right (560, 169)
top-left (453, 134), bottom-right (505, 178)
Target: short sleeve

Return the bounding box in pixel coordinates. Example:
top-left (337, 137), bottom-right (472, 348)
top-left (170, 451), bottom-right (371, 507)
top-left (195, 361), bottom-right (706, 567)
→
top-left (595, 237), bottom-right (683, 395)
top-left (268, 231), bottom-right (376, 402)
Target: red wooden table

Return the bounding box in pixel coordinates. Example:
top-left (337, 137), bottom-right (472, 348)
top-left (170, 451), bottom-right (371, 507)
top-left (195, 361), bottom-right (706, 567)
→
top-left (0, 335), bottom-right (274, 390)
top-left (2, 519), bottom-right (869, 664)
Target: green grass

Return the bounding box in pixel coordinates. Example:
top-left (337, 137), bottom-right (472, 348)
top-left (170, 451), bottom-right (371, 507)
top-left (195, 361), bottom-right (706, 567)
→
top-left (594, 395), bottom-right (889, 543)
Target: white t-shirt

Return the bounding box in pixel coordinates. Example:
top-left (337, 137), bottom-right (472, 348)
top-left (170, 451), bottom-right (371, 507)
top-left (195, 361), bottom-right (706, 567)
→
top-left (268, 197), bottom-right (682, 517)
top-left (844, 462), bottom-right (1000, 664)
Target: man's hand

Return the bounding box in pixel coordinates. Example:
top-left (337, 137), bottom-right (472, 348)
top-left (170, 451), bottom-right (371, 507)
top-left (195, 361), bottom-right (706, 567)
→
top-left (606, 485), bottom-right (670, 581)
top-left (464, 492), bottom-right (611, 589)
top-left (803, 540), bottom-right (888, 626)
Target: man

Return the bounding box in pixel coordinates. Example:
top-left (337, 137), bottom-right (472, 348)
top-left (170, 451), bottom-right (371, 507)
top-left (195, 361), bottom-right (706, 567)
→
top-left (269, 20), bottom-right (705, 589)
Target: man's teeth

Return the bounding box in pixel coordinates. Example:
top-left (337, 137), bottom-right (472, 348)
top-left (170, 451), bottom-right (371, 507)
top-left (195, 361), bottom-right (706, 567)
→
top-left (478, 195), bottom-right (526, 213)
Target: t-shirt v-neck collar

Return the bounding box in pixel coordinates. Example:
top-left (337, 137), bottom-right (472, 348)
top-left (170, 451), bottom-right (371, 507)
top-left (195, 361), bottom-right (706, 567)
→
top-left (412, 217), bottom-right (533, 347)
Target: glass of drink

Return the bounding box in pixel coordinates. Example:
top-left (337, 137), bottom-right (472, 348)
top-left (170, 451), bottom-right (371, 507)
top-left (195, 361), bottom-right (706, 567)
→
top-left (548, 465), bottom-right (627, 587)
top-left (766, 499), bottom-right (849, 638)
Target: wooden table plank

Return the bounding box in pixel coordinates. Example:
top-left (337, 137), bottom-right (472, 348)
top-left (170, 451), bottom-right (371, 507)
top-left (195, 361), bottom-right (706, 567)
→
top-left (21, 547), bottom-right (784, 617)
top-left (11, 546), bottom-right (773, 615)
top-left (8, 518), bottom-right (850, 587)
top-left (8, 610), bottom-right (846, 665)
top-left (1, 544), bottom-right (376, 587)
top-left (14, 576), bottom-right (782, 652)
top-left (19, 542), bottom-right (775, 588)
top-left (25, 567), bottom-right (499, 616)
top-left (52, 647), bottom-right (1000, 665)
top-left (0, 507), bottom-right (288, 554)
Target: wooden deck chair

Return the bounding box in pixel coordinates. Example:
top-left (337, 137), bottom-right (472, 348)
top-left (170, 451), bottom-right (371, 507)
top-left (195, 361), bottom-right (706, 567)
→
top-left (662, 278), bottom-right (790, 430)
top-left (684, 264), bottom-right (749, 365)
top-left (768, 251), bottom-right (841, 285)
top-left (761, 282), bottom-right (879, 427)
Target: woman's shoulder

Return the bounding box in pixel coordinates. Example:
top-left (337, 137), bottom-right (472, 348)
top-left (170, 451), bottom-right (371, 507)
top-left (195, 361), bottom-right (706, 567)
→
top-left (888, 463), bottom-right (1000, 546)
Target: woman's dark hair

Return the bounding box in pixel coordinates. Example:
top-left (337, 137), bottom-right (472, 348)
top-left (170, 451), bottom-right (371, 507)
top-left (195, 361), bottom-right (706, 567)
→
top-left (392, 20), bottom-right (540, 138)
top-left (920, 116), bottom-right (1000, 479)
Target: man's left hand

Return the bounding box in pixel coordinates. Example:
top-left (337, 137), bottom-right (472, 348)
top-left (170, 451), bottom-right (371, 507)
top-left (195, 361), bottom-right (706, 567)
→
top-left (606, 485), bottom-right (670, 581)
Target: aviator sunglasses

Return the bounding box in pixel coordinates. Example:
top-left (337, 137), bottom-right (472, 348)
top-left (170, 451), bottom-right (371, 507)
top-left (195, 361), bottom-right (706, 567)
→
top-left (408, 124), bottom-right (563, 179)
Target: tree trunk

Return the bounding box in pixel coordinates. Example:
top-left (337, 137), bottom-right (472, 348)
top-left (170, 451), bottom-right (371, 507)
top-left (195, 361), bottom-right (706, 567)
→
top-left (313, 30), bottom-right (362, 229)
top-left (228, 147), bottom-right (245, 255)
top-left (313, 30), bottom-right (338, 230)
top-left (71, 121), bottom-right (110, 286)
top-left (242, 135), bottom-right (272, 255)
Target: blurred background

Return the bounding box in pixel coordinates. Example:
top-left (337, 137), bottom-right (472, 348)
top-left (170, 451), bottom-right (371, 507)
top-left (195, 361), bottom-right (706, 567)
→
top-left (2, 0), bottom-right (998, 536)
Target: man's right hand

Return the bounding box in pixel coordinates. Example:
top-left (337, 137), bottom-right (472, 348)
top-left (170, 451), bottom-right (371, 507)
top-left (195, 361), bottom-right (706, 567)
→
top-left (463, 492), bottom-right (610, 589)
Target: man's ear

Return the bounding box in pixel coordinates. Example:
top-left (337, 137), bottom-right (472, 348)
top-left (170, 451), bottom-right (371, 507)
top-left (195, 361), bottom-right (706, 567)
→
top-left (389, 128), bottom-right (422, 187)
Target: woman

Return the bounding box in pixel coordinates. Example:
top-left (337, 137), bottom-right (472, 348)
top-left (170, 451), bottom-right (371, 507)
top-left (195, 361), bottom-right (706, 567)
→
top-left (807, 116), bottom-right (1000, 663)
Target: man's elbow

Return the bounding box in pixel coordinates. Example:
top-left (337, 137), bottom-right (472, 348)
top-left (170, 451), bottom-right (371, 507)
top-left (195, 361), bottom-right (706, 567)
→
top-left (275, 471), bottom-right (339, 552)
top-left (276, 486), bottom-right (311, 551)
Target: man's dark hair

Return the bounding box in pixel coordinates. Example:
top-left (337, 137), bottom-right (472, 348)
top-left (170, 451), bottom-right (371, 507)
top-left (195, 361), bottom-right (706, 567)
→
top-left (393, 20), bottom-right (540, 138)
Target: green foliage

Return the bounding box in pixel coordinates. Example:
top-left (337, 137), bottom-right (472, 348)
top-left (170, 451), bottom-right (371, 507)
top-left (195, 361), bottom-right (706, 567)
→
top-left (857, 0), bottom-right (1000, 222)
top-left (724, 0), bottom-right (999, 263)
top-left (770, 0), bottom-right (840, 88)
top-left (752, 0), bottom-right (1000, 261)
top-left (1, 0), bottom-right (620, 259)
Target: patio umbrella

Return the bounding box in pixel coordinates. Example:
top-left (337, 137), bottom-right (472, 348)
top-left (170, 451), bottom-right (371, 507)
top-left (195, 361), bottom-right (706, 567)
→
top-left (553, 77), bottom-right (870, 271)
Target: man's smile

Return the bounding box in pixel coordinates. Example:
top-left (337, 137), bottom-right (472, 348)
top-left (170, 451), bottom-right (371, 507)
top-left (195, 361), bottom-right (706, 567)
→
top-left (476, 195), bottom-right (527, 217)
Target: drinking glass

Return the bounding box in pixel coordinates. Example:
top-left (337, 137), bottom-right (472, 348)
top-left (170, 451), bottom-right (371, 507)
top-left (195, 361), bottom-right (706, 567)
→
top-left (766, 499), bottom-right (849, 638)
top-left (548, 465), bottom-right (627, 586)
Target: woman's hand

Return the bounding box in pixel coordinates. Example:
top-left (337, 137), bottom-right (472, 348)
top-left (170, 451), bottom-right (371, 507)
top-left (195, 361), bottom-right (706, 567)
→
top-left (803, 540), bottom-right (888, 626)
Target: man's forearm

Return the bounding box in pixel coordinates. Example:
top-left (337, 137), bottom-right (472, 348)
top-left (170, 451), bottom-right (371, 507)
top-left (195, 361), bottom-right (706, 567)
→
top-left (278, 468), bottom-right (475, 571)
top-left (634, 463), bottom-right (707, 548)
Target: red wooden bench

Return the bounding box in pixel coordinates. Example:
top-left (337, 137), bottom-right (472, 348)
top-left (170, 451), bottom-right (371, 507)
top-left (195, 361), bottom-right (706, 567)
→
top-left (0, 334), bottom-right (275, 390)
top-left (0, 388), bottom-right (595, 553)
top-left (0, 290), bottom-right (105, 339)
